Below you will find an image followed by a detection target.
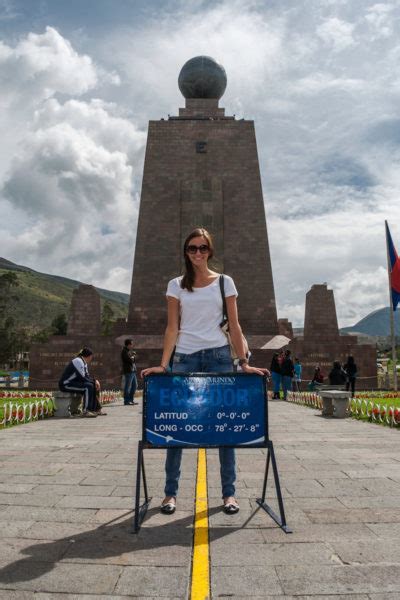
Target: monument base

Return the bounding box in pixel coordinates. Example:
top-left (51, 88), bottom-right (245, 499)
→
top-left (29, 331), bottom-right (377, 391)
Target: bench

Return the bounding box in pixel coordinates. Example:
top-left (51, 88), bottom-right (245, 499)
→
top-left (318, 389), bottom-right (351, 418)
top-left (53, 391), bottom-right (83, 418)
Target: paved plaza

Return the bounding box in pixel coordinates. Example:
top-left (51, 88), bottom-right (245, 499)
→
top-left (0, 398), bottom-right (399, 598)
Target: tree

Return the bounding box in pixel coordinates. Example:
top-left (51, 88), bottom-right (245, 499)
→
top-left (0, 272), bottom-right (20, 365)
top-left (101, 302), bottom-right (115, 335)
top-left (51, 313), bottom-right (68, 335)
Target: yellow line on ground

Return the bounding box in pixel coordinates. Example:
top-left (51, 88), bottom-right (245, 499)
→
top-left (190, 448), bottom-right (210, 600)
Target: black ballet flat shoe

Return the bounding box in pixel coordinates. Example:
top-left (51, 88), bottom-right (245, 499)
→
top-left (223, 500), bottom-right (240, 514)
top-left (160, 499), bottom-right (176, 514)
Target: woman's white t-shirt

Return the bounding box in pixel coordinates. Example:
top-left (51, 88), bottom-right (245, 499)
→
top-left (166, 275), bottom-right (238, 354)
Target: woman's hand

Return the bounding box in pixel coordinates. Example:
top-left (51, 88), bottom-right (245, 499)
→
top-left (241, 363), bottom-right (270, 377)
top-left (141, 365), bottom-right (167, 378)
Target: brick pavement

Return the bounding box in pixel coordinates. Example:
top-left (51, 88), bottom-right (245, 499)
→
top-left (0, 398), bottom-right (399, 598)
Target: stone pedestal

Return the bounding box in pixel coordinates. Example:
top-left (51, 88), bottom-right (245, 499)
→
top-left (319, 390), bottom-right (351, 418)
top-left (53, 391), bottom-right (82, 418)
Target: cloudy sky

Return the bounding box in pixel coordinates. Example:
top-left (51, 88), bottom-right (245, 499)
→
top-left (1, 0), bottom-right (400, 327)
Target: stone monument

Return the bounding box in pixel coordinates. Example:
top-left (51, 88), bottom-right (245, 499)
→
top-left (289, 284), bottom-right (377, 385)
top-left (128, 56), bottom-right (279, 337)
top-left (29, 57), bottom-right (377, 390)
top-left (29, 284), bottom-right (120, 389)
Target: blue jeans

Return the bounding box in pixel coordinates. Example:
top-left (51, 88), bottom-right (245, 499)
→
top-left (282, 375), bottom-right (292, 400)
top-left (164, 344), bottom-right (236, 499)
top-left (271, 371), bottom-right (281, 395)
top-left (123, 371), bottom-right (137, 404)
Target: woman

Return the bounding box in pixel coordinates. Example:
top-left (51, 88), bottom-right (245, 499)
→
top-left (280, 349), bottom-right (294, 401)
top-left (328, 360), bottom-right (347, 386)
top-left (141, 228), bottom-right (269, 515)
top-left (293, 357), bottom-right (302, 392)
top-left (308, 366), bottom-right (324, 391)
top-left (344, 355), bottom-right (357, 397)
top-left (270, 352), bottom-right (281, 399)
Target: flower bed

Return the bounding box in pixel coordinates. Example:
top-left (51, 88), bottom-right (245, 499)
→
top-left (285, 390), bottom-right (400, 428)
top-left (0, 390), bottom-right (121, 428)
top-left (0, 392), bottom-right (55, 428)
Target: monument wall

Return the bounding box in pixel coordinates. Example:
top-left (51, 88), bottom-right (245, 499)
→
top-left (29, 335), bottom-right (122, 390)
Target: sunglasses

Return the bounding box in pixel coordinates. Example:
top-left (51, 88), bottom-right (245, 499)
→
top-left (186, 244), bottom-right (210, 254)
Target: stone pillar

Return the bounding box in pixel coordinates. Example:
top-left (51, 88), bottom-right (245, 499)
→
top-left (278, 318), bottom-right (293, 339)
top-left (303, 284), bottom-right (339, 341)
top-left (67, 284), bottom-right (101, 336)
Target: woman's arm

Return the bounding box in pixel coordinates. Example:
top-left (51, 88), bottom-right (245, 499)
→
top-left (225, 296), bottom-right (270, 377)
top-left (141, 297), bottom-right (179, 377)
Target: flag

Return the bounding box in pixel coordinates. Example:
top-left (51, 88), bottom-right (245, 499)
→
top-left (386, 221), bottom-right (400, 311)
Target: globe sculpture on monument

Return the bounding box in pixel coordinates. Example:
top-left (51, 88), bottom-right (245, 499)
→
top-left (178, 56), bottom-right (227, 99)
top-left (128, 56), bottom-right (279, 348)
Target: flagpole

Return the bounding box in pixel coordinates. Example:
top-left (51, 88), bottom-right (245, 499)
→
top-left (385, 220), bottom-right (398, 391)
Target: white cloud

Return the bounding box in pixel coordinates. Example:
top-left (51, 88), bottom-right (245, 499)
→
top-left (316, 17), bottom-right (356, 51)
top-left (0, 29), bottom-right (145, 291)
top-left (0, 27), bottom-right (98, 107)
top-left (365, 3), bottom-right (396, 38)
top-left (333, 266), bottom-right (388, 325)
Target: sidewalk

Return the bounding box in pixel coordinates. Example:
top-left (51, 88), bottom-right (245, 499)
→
top-left (0, 399), bottom-right (399, 598)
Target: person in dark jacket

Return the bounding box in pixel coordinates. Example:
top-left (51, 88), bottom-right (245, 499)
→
top-left (58, 348), bottom-right (99, 417)
top-left (308, 366), bottom-right (324, 390)
top-left (344, 355), bottom-right (357, 397)
top-left (281, 349), bottom-right (295, 401)
top-left (121, 339), bottom-right (138, 405)
top-left (270, 352), bottom-right (281, 399)
top-left (328, 360), bottom-right (347, 386)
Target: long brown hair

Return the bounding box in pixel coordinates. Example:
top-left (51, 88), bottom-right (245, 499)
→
top-left (181, 228), bottom-right (214, 292)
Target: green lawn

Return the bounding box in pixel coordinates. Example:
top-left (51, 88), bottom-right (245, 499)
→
top-left (350, 393), bottom-right (400, 425)
top-left (354, 393), bottom-right (400, 408)
top-left (0, 395), bottom-right (54, 427)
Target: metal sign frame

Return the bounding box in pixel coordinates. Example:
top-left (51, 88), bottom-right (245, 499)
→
top-left (133, 373), bottom-right (292, 535)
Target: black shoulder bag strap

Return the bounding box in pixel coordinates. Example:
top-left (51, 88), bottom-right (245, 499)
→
top-left (219, 274), bottom-right (228, 327)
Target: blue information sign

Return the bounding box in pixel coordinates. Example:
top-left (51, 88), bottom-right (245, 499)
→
top-left (143, 373), bottom-right (268, 447)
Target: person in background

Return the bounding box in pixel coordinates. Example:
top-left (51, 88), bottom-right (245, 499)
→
top-left (308, 365), bottom-right (324, 391)
top-left (344, 355), bottom-right (357, 397)
top-left (270, 352), bottom-right (281, 399)
top-left (293, 357), bottom-right (302, 392)
top-left (58, 347), bottom-right (100, 418)
top-left (121, 339), bottom-right (138, 406)
top-left (328, 360), bottom-right (347, 386)
top-left (281, 349), bottom-right (295, 401)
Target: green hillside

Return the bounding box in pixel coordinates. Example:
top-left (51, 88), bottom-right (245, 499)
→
top-left (0, 257), bottom-right (129, 333)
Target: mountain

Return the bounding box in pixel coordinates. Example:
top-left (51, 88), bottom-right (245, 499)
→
top-left (0, 257), bottom-right (129, 332)
top-left (341, 307), bottom-right (400, 337)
